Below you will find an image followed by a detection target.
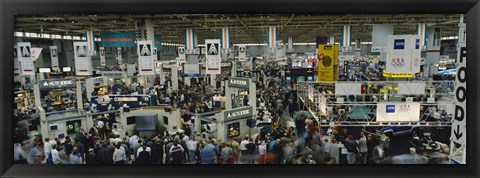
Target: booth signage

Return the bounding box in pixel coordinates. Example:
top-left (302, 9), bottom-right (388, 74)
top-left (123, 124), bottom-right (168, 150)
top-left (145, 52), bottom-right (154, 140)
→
top-left (382, 71), bottom-right (413, 78)
top-left (99, 47), bottom-right (106, 66)
top-left (114, 97), bottom-right (138, 102)
top-left (39, 79), bottom-right (76, 90)
top-left (221, 62), bottom-right (232, 67)
top-left (238, 45), bottom-right (247, 62)
top-left (376, 102), bottom-right (421, 122)
top-left (102, 72), bottom-right (123, 78)
top-left (228, 77), bottom-right (250, 89)
top-left (224, 106), bottom-right (253, 122)
top-left (66, 120), bottom-right (82, 134)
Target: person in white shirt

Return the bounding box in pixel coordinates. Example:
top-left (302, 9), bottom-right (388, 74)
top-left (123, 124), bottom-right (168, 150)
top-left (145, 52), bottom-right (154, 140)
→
top-left (258, 142), bottom-right (267, 164)
top-left (43, 138), bottom-right (53, 158)
top-left (240, 137), bottom-right (249, 151)
top-left (50, 144), bottom-right (60, 164)
top-left (112, 135), bottom-right (122, 145)
top-left (136, 143), bottom-right (151, 158)
top-left (113, 143), bottom-right (126, 164)
top-left (182, 135), bottom-right (189, 142)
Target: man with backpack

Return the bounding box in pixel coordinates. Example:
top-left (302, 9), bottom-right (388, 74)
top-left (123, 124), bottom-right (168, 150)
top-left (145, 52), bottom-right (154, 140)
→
top-left (136, 143), bottom-right (152, 164)
top-left (169, 141), bottom-right (184, 164)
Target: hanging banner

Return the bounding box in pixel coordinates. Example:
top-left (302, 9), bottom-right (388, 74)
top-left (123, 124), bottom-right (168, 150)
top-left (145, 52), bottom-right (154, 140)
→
top-left (178, 47), bottom-right (186, 63)
top-left (275, 40), bottom-right (286, 60)
top-left (137, 40), bottom-right (155, 75)
top-left (100, 32), bottom-right (136, 48)
top-left (99, 47), bottom-right (106, 66)
top-left (50, 46), bottom-right (59, 70)
top-left (86, 31), bottom-right (96, 56)
top-left (205, 39), bottom-right (221, 74)
top-left (73, 41), bottom-right (93, 75)
top-left (31, 48), bottom-right (43, 62)
top-left (14, 45), bottom-right (20, 75)
top-left (238, 45), bottom-right (247, 62)
top-left (317, 44), bottom-right (339, 81)
top-left (411, 37), bottom-right (422, 74)
top-left (116, 47), bottom-right (123, 64)
top-left (17, 42), bottom-right (35, 76)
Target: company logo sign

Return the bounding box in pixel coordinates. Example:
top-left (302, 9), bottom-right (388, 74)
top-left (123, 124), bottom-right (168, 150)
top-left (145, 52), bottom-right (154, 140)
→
top-left (394, 39), bottom-right (405, 50)
top-left (399, 104), bottom-right (411, 112)
top-left (386, 105), bottom-right (395, 113)
top-left (39, 79), bottom-right (76, 90)
top-left (391, 58), bottom-right (406, 68)
top-left (228, 77), bottom-right (250, 89)
top-left (224, 106), bottom-right (253, 121)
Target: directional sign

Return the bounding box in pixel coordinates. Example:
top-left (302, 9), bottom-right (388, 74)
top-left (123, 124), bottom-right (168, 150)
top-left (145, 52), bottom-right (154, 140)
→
top-left (449, 23), bottom-right (466, 164)
top-left (73, 42), bottom-right (93, 75)
top-left (17, 42), bottom-right (35, 76)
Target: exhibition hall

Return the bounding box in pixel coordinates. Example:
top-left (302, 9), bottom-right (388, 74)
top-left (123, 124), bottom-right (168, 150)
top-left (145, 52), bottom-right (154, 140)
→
top-left (12, 14), bottom-right (467, 165)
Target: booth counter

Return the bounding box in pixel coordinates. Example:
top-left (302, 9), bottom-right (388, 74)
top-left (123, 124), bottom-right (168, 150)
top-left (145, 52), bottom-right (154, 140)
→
top-left (120, 107), bottom-right (182, 138)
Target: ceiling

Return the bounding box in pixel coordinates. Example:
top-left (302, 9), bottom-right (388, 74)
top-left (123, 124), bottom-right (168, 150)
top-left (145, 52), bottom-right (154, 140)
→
top-left (15, 14), bottom-right (463, 44)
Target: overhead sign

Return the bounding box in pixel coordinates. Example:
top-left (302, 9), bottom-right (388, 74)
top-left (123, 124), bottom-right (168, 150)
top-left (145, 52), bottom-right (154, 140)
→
top-left (38, 78), bottom-right (76, 90)
top-left (228, 77), bottom-right (250, 89)
top-left (223, 106), bottom-right (253, 122)
top-left (317, 44), bottom-right (339, 81)
top-left (14, 45), bottom-right (20, 75)
top-left (178, 47), bottom-right (186, 63)
top-left (31, 48), bottom-right (43, 62)
top-left (386, 35), bottom-right (420, 75)
top-left (137, 40), bottom-right (155, 75)
top-left (238, 45), bottom-right (247, 62)
top-left (74, 42), bottom-right (93, 75)
top-left (50, 46), bottom-right (59, 70)
top-left (205, 39), bottom-right (221, 74)
top-left (99, 47), bottom-right (106, 66)
top-left (116, 47), bottom-right (123, 64)
top-left (221, 62), bottom-right (232, 67)
top-left (100, 32), bottom-right (136, 47)
top-left (17, 42), bottom-right (35, 76)
top-left (376, 102), bottom-right (421, 122)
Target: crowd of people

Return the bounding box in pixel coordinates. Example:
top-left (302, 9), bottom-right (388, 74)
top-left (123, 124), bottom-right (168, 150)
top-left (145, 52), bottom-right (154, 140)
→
top-left (13, 64), bottom-right (397, 165)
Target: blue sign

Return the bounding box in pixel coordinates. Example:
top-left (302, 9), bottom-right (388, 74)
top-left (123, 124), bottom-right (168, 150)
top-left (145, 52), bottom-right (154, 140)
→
top-left (100, 32), bottom-right (136, 48)
top-left (394, 39), bottom-right (405, 50)
top-left (415, 39), bottom-right (420, 49)
top-left (91, 95), bottom-right (156, 112)
top-left (386, 105), bottom-right (395, 113)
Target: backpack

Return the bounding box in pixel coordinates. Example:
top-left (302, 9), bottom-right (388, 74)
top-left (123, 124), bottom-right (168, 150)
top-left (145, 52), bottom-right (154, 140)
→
top-left (137, 148), bottom-right (151, 164)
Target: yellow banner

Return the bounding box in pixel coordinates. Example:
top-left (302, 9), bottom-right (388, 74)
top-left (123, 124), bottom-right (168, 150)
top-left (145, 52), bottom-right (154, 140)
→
top-left (382, 71), bottom-right (413, 78)
top-left (318, 44), bottom-right (338, 81)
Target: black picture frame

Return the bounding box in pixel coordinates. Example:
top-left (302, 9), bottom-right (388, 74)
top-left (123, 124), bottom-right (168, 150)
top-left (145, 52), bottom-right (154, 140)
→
top-left (1, 0), bottom-right (479, 178)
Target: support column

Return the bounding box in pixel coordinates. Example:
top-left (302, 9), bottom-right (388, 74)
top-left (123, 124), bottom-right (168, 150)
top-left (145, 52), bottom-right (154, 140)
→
top-left (225, 85), bottom-right (232, 110)
top-left (267, 26), bottom-right (278, 49)
top-left (287, 37), bottom-right (293, 52)
top-left (426, 27), bottom-right (441, 65)
top-left (159, 66), bottom-right (166, 84)
top-left (231, 62), bottom-right (237, 77)
top-left (329, 36), bottom-right (335, 44)
top-left (221, 27), bottom-right (230, 50)
top-left (354, 38), bottom-right (361, 58)
top-left (185, 28), bottom-right (197, 51)
top-left (341, 24), bottom-right (353, 52)
top-left (210, 74), bottom-right (216, 88)
top-left (416, 23), bottom-right (427, 51)
top-left (372, 24), bottom-right (394, 62)
top-left (249, 79), bottom-right (257, 116)
top-left (172, 65), bottom-right (179, 91)
top-left (145, 19), bottom-right (155, 42)
top-left (76, 81), bottom-right (83, 111)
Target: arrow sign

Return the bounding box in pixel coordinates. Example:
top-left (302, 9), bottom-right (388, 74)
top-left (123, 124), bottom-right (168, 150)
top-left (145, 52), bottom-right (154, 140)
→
top-left (453, 125), bottom-right (463, 140)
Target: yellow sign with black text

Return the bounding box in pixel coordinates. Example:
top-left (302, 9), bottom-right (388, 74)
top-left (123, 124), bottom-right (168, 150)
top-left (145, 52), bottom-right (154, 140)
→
top-left (318, 44), bottom-right (338, 81)
top-left (382, 71), bottom-right (413, 78)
